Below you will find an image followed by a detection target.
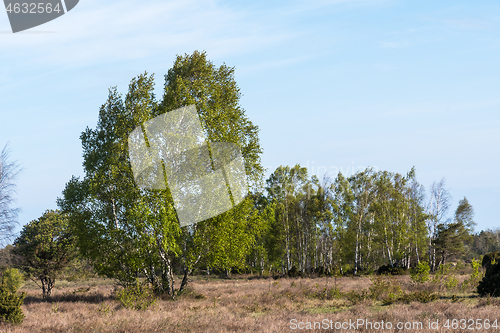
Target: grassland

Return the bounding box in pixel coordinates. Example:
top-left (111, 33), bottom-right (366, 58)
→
top-left (0, 273), bottom-right (498, 332)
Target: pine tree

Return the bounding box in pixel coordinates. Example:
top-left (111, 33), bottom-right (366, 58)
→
top-left (0, 284), bottom-right (25, 324)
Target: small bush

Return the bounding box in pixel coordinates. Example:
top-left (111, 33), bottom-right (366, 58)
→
top-left (414, 290), bottom-right (439, 303)
top-left (288, 266), bottom-right (302, 278)
top-left (1, 268), bottom-right (24, 294)
top-left (370, 275), bottom-right (390, 300)
top-left (382, 292), bottom-right (399, 305)
top-left (377, 265), bottom-right (407, 276)
top-left (369, 275), bottom-right (402, 300)
top-left (463, 259), bottom-right (483, 291)
top-left (477, 263), bottom-right (500, 297)
top-left (177, 286), bottom-right (206, 300)
top-left (444, 276), bottom-right (459, 290)
top-left (399, 290), bottom-right (438, 304)
top-left (455, 260), bottom-right (465, 270)
top-left (345, 290), bottom-right (370, 305)
top-left (115, 284), bottom-right (156, 310)
top-left (410, 262), bottom-right (430, 283)
top-left (0, 284), bottom-right (25, 324)
top-left (329, 287), bottom-right (342, 299)
top-left (97, 303), bottom-right (112, 316)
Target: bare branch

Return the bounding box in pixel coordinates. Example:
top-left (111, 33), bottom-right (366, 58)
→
top-left (0, 143), bottom-right (21, 246)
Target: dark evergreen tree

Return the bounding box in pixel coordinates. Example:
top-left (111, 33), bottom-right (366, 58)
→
top-left (477, 262), bottom-right (500, 297)
top-left (0, 284), bottom-right (24, 324)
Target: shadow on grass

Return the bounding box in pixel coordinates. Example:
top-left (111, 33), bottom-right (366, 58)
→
top-left (23, 291), bottom-right (114, 305)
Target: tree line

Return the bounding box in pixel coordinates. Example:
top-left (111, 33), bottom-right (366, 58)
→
top-left (250, 165), bottom-right (476, 277)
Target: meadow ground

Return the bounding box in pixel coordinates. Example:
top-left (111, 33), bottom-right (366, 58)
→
top-left (0, 273), bottom-right (498, 332)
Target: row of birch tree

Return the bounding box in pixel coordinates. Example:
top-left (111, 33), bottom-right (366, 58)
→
top-left (249, 165), bottom-right (475, 275)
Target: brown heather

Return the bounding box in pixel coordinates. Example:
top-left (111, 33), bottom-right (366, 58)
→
top-left (0, 275), bottom-right (498, 332)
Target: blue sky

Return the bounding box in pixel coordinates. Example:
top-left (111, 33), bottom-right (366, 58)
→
top-left (1, 0), bottom-right (499, 235)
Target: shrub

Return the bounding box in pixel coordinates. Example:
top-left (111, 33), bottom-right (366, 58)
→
top-left (399, 290), bottom-right (438, 304)
top-left (444, 276), bottom-right (459, 290)
top-left (369, 275), bottom-right (402, 300)
top-left (115, 284), bottom-right (156, 310)
top-left (410, 262), bottom-right (430, 283)
top-left (0, 284), bottom-right (25, 324)
top-left (477, 262), bottom-right (500, 297)
top-left (1, 268), bottom-right (24, 294)
top-left (177, 286), bottom-right (206, 300)
top-left (414, 290), bottom-right (439, 303)
top-left (463, 258), bottom-right (483, 291)
top-left (288, 266), bottom-right (302, 278)
top-left (482, 252), bottom-right (500, 268)
top-left (455, 260), bottom-right (465, 270)
top-left (329, 287), bottom-right (342, 299)
top-left (377, 265), bottom-right (407, 276)
top-left (370, 275), bottom-right (391, 300)
top-left (345, 290), bottom-right (370, 305)
top-left (431, 263), bottom-right (460, 291)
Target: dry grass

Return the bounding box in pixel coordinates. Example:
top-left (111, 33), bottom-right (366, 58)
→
top-left (0, 274), bottom-right (498, 332)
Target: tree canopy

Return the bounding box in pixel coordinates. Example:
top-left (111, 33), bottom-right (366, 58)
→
top-left (13, 210), bottom-right (76, 298)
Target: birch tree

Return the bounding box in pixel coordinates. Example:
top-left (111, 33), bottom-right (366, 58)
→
top-left (426, 179), bottom-right (451, 271)
top-left (59, 51), bottom-right (264, 298)
top-left (0, 144), bottom-right (21, 246)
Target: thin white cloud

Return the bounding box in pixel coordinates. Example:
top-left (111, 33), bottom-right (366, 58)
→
top-left (378, 98), bottom-right (500, 118)
top-left (282, 0), bottom-right (394, 15)
top-left (437, 18), bottom-right (491, 30)
top-left (378, 41), bottom-right (411, 49)
top-left (0, 0), bottom-right (298, 68)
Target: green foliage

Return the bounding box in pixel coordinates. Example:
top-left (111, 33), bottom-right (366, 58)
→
top-left (369, 275), bottom-right (403, 302)
top-left (444, 275), bottom-right (459, 290)
top-left (482, 252), bottom-right (500, 268)
top-left (0, 245), bottom-right (15, 271)
top-left (471, 258), bottom-right (481, 276)
top-left (430, 263), bottom-right (460, 291)
top-left (377, 265), bottom-right (407, 276)
top-left (477, 262), bottom-right (500, 297)
top-left (0, 284), bottom-right (25, 324)
top-left (454, 197), bottom-right (476, 232)
top-left (455, 260), bottom-right (465, 270)
top-left (177, 286), bottom-right (206, 300)
top-left (115, 284), bottom-right (156, 310)
top-left (431, 263), bottom-right (451, 283)
top-left (433, 197), bottom-right (475, 265)
top-left (410, 262), bottom-right (430, 283)
top-left (381, 292), bottom-right (400, 305)
top-left (328, 287), bottom-right (342, 299)
top-left (345, 275), bottom-right (437, 306)
top-left (13, 210), bottom-right (77, 298)
top-left (399, 290), bottom-right (439, 304)
top-left (97, 302), bottom-right (112, 316)
top-left (61, 257), bottom-right (96, 281)
top-left (469, 230), bottom-right (500, 260)
top-left (469, 259), bottom-right (483, 287)
top-left (345, 290), bottom-right (370, 305)
top-left (287, 266), bottom-right (303, 278)
top-left (1, 268), bottom-right (24, 293)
